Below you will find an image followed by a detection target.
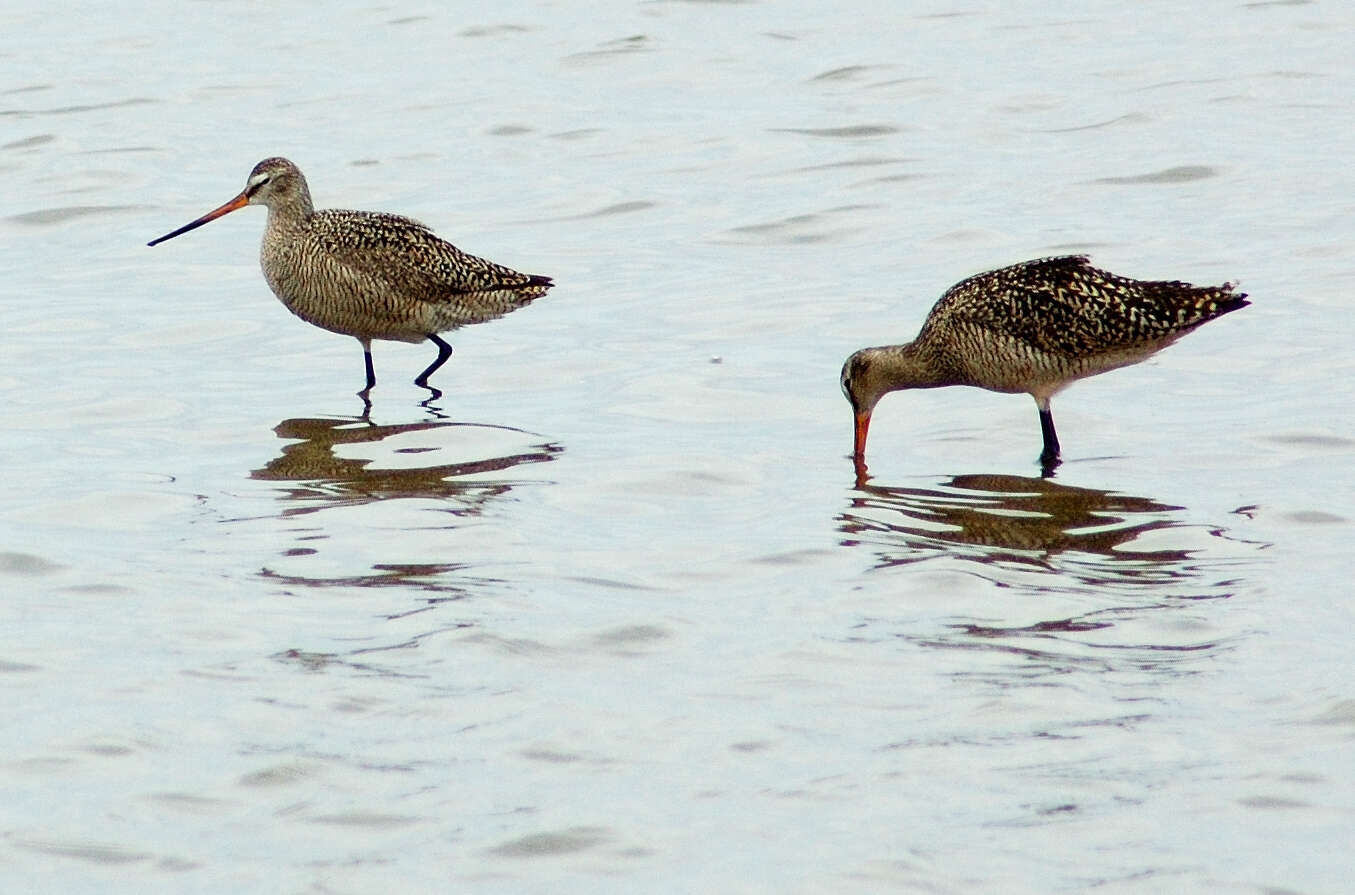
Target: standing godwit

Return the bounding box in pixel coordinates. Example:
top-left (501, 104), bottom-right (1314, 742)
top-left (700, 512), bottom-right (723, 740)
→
top-left (148, 157), bottom-right (552, 402)
top-left (840, 255), bottom-right (1248, 473)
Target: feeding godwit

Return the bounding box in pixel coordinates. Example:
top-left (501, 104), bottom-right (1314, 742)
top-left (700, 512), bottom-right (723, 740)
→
top-left (840, 255), bottom-right (1247, 473)
top-left (148, 157), bottom-right (552, 402)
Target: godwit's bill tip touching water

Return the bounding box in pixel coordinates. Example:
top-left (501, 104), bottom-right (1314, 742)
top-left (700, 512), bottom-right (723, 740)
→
top-left (840, 255), bottom-right (1248, 475)
top-left (148, 157), bottom-right (553, 404)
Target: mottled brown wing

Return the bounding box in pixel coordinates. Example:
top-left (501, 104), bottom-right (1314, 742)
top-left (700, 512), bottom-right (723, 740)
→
top-left (312, 210), bottom-right (552, 320)
top-left (925, 255), bottom-right (1244, 358)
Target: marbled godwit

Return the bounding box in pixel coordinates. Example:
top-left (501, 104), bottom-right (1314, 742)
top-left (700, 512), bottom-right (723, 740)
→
top-left (148, 157), bottom-right (552, 402)
top-left (840, 255), bottom-right (1247, 472)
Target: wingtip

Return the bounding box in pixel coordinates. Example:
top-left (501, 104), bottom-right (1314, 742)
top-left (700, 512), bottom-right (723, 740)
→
top-left (1216, 290), bottom-right (1250, 315)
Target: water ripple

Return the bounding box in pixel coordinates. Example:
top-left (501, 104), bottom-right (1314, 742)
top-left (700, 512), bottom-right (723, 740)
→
top-left (808, 65), bottom-right (895, 83)
top-left (0, 98), bottom-right (156, 118)
top-left (1040, 113), bottom-right (1150, 133)
top-left (8, 205), bottom-right (149, 225)
top-left (486, 826), bottom-right (612, 857)
top-left (720, 204), bottom-right (880, 244)
top-left (2, 134), bottom-right (55, 150)
top-left (1093, 165), bottom-right (1217, 184)
top-left (772, 124), bottom-right (900, 138)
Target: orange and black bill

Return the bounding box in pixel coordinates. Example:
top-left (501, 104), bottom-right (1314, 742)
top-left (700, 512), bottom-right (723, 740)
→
top-left (147, 190), bottom-right (250, 247)
top-left (852, 410), bottom-right (871, 461)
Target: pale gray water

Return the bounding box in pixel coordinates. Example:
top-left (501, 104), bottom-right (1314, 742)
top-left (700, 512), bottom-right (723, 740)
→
top-left (2, 1), bottom-right (1353, 892)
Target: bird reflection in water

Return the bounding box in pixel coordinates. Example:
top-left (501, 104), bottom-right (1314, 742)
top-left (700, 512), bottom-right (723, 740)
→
top-left (252, 415), bottom-right (563, 516)
top-left (841, 472), bottom-right (1195, 585)
top-left (837, 472), bottom-right (1260, 674)
top-left (250, 415), bottom-right (562, 614)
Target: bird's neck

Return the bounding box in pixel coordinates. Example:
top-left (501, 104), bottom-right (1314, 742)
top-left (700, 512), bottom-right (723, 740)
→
top-left (871, 342), bottom-right (952, 393)
top-left (265, 187), bottom-right (314, 232)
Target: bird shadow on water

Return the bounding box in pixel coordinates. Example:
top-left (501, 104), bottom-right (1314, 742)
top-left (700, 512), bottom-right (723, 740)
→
top-left (837, 471), bottom-right (1267, 676)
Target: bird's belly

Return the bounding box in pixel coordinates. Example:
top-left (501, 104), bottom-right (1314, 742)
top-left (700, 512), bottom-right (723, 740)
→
top-left (958, 340), bottom-right (1162, 395)
top-left (262, 265), bottom-right (432, 344)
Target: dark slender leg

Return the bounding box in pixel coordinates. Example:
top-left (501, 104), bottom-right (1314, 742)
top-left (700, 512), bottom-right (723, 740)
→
top-left (357, 341), bottom-right (376, 404)
top-left (1038, 406), bottom-right (1061, 474)
top-left (414, 334), bottom-right (453, 394)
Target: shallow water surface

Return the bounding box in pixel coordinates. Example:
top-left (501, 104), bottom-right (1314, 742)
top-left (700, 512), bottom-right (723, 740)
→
top-left (3, 1), bottom-right (1354, 893)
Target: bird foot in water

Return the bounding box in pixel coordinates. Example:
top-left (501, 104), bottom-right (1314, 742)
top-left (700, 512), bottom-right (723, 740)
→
top-left (1038, 450), bottom-right (1061, 477)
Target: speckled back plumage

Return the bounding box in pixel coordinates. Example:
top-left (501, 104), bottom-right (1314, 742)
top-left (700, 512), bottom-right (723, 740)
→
top-left (912, 254), bottom-right (1248, 394)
